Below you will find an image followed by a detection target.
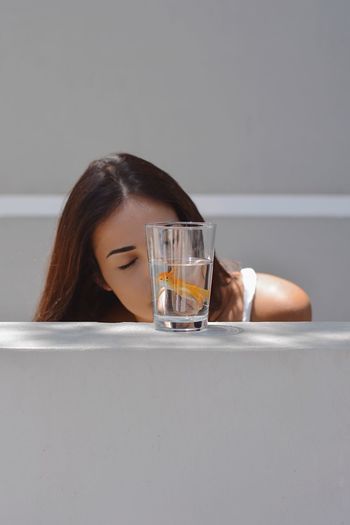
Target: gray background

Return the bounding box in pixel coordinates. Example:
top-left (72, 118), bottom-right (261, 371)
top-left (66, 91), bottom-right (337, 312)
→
top-left (0, 0), bottom-right (349, 320)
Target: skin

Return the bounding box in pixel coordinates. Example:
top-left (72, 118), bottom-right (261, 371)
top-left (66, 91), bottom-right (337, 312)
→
top-left (92, 196), bottom-right (179, 322)
top-left (251, 273), bottom-right (312, 321)
top-left (92, 195), bottom-right (312, 323)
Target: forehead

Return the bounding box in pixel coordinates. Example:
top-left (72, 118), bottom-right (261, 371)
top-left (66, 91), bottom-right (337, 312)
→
top-left (92, 196), bottom-right (179, 256)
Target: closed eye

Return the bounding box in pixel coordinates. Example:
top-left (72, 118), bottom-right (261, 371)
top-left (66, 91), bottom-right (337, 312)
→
top-left (118, 258), bottom-right (137, 270)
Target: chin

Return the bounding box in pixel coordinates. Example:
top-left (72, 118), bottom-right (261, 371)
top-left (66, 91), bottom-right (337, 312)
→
top-left (131, 301), bottom-right (154, 323)
top-left (134, 311), bottom-right (153, 323)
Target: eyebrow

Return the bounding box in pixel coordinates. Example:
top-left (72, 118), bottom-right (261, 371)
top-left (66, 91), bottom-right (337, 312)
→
top-left (106, 245), bottom-right (136, 258)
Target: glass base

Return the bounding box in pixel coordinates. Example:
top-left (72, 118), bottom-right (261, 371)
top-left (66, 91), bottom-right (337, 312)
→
top-left (154, 315), bottom-right (208, 332)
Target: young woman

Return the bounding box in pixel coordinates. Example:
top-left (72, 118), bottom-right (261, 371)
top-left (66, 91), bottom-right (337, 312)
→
top-left (33, 153), bottom-right (312, 323)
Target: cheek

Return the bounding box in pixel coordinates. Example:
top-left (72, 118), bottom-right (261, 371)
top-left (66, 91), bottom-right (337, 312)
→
top-left (110, 266), bottom-right (152, 310)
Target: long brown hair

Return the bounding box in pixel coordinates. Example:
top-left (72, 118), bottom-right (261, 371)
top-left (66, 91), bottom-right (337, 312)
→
top-left (33, 153), bottom-right (235, 321)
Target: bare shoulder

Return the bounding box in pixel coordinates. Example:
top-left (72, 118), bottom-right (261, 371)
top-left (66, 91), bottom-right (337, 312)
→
top-left (251, 273), bottom-right (312, 321)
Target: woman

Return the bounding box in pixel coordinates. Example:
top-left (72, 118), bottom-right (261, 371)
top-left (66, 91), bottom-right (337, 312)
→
top-left (33, 153), bottom-right (312, 322)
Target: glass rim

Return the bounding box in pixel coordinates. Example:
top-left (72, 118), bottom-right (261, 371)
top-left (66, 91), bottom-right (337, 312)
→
top-left (145, 221), bottom-right (216, 229)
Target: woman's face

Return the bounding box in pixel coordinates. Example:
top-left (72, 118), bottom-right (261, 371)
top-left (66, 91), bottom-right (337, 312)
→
top-left (92, 195), bottom-right (179, 322)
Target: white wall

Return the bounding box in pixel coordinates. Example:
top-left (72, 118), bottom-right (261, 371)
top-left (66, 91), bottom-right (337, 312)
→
top-left (0, 322), bottom-right (350, 524)
top-left (0, 1), bottom-right (349, 320)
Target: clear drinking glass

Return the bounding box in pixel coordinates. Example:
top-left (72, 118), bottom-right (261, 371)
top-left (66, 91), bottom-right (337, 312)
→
top-left (145, 222), bottom-right (216, 332)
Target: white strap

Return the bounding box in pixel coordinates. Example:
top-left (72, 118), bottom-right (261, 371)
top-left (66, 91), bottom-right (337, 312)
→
top-left (241, 268), bottom-right (257, 322)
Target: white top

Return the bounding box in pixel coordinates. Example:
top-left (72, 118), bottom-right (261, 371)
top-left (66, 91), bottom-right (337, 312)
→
top-left (218, 260), bottom-right (257, 322)
top-left (241, 267), bottom-right (257, 322)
